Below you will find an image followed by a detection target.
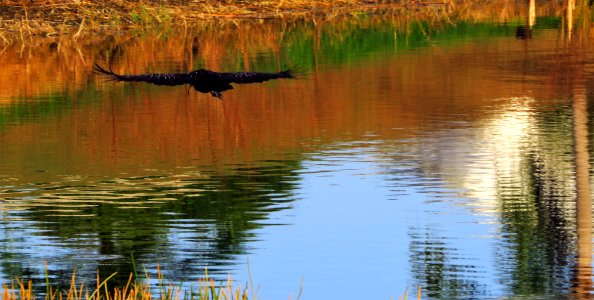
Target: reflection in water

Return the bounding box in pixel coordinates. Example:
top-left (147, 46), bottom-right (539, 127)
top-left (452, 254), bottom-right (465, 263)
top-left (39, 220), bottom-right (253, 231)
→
top-left (496, 106), bottom-right (576, 296)
top-left (0, 11), bottom-right (594, 299)
top-left (515, 0), bottom-right (536, 39)
top-left (387, 98), bottom-right (577, 298)
top-left (570, 55), bottom-right (592, 298)
top-left (1, 162), bottom-right (301, 288)
top-left (409, 228), bottom-right (489, 299)
top-left (515, 26), bottom-right (532, 39)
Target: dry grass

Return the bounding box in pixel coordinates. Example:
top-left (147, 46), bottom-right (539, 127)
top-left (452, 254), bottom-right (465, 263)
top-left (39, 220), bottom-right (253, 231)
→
top-left (0, 0), bottom-right (570, 45)
top-left (0, 0), bottom-right (417, 40)
top-left (0, 266), bottom-right (254, 300)
top-left (0, 262), bottom-right (422, 300)
top-left (0, 270), bottom-right (421, 300)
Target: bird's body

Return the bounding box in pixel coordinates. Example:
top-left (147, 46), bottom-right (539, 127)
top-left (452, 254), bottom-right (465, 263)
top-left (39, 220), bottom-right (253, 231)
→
top-left (94, 64), bottom-right (293, 98)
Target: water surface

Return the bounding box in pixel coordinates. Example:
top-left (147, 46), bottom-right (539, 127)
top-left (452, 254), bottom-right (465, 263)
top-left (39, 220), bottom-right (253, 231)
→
top-left (0, 14), bottom-right (593, 299)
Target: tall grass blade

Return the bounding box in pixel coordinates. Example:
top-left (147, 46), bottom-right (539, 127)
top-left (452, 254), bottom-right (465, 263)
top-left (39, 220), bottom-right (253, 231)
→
top-left (88, 272), bottom-right (117, 300)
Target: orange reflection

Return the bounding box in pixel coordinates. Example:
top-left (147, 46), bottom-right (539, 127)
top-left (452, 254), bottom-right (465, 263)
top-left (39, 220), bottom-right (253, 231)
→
top-left (0, 26), bottom-right (588, 179)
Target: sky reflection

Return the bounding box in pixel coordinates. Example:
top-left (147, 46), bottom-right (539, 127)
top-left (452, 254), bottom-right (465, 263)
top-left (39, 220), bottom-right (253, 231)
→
top-left (1, 14), bottom-right (593, 299)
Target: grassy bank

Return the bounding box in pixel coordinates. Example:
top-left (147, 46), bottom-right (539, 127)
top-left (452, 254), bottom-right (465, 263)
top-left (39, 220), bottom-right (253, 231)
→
top-left (0, 0), bottom-right (570, 45)
top-left (0, 0), bottom-right (427, 39)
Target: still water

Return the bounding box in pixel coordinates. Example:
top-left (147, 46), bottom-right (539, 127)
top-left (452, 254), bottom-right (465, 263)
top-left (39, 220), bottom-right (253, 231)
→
top-left (0, 14), bottom-right (593, 299)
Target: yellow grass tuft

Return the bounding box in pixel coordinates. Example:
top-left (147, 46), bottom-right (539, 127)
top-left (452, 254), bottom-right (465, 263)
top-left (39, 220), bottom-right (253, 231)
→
top-left (0, 265), bottom-right (254, 300)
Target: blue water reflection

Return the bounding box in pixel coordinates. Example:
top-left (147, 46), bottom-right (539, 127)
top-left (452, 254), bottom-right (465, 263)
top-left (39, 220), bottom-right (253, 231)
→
top-left (0, 15), bottom-right (593, 299)
top-left (240, 139), bottom-right (499, 299)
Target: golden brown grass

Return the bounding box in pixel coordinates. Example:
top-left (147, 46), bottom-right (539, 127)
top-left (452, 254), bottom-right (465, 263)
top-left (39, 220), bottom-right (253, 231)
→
top-left (1, 267), bottom-right (253, 300)
top-left (0, 267), bottom-right (421, 300)
top-left (0, 0), bottom-right (412, 39)
top-left (0, 0), bottom-right (570, 44)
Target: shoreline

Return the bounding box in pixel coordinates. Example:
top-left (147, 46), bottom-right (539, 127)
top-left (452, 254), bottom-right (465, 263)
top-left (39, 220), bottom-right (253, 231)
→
top-left (0, 1), bottom-right (440, 43)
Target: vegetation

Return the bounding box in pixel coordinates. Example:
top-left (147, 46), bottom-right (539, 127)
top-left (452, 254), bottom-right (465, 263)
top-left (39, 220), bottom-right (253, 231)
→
top-left (0, 0), bottom-right (416, 39)
top-left (1, 267), bottom-right (255, 300)
top-left (0, 264), bottom-right (425, 300)
top-left (0, 0), bottom-right (583, 46)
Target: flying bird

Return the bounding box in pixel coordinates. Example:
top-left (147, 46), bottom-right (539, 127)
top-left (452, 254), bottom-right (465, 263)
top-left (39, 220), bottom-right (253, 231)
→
top-left (94, 64), bottom-right (293, 98)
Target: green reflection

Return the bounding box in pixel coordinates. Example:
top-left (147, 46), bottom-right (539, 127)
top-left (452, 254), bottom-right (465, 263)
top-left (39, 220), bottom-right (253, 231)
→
top-left (0, 161), bottom-right (301, 290)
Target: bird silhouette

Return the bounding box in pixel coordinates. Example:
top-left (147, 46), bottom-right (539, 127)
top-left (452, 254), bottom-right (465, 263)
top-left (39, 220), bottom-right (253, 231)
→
top-left (94, 64), bottom-right (293, 98)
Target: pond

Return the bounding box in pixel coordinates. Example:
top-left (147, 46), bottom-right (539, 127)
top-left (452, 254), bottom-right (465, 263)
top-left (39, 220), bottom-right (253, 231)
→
top-left (0, 10), bottom-right (593, 300)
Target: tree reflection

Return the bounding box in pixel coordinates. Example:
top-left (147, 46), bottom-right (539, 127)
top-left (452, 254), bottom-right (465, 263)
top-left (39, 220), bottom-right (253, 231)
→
top-left (570, 67), bottom-right (592, 298)
top-left (407, 3), bottom-right (594, 296)
top-left (495, 3), bottom-right (593, 296)
top-left (494, 12), bottom-right (594, 295)
top-left (0, 161), bottom-right (301, 291)
top-left (497, 142), bottom-right (577, 295)
top-left (409, 229), bottom-right (488, 299)
top-left (567, 3), bottom-right (593, 294)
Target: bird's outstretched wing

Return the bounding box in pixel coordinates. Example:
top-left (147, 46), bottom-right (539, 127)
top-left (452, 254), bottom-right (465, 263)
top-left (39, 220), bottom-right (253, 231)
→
top-left (94, 64), bottom-right (190, 86)
top-left (219, 70), bottom-right (293, 84)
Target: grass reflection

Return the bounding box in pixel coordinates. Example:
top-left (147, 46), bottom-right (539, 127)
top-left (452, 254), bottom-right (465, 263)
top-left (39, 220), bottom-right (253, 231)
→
top-left (0, 12), bottom-right (544, 102)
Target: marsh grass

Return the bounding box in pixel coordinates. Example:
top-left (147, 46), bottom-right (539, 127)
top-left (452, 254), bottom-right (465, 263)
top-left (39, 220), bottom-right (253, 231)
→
top-left (0, 0), bottom-right (579, 44)
top-left (1, 266), bottom-right (254, 300)
top-left (0, 0), bottom-right (422, 40)
top-left (0, 261), bottom-right (421, 300)
top-left (0, 269), bottom-right (423, 300)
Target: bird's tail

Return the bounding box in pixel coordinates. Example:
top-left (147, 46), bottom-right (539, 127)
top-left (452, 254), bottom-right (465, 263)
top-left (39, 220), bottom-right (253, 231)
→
top-left (93, 64), bottom-right (114, 75)
top-left (279, 69), bottom-right (293, 79)
top-left (279, 63), bottom-right (308, 79)
top-left (94, 63), bottom-right (124, 81)
top-left (94, 63), bottom-right (116, 76)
